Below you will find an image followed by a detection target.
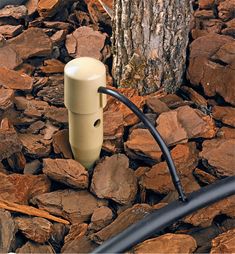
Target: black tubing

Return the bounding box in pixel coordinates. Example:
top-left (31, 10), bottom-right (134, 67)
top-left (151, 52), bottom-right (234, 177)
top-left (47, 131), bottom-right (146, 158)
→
top-left (92, 176), bottom-right (235, 254)
top-left (98, 86), bottom-right (187, 202)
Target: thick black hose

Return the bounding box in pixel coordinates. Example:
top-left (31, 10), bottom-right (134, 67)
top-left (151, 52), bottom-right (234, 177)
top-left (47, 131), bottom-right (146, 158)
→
top-left (98, 86), bottom-right (187, 202)
top-left (92, 176), bottom-right (235, 253)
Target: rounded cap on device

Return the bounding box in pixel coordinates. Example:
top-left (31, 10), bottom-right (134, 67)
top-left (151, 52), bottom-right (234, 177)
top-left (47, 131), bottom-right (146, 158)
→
top-left (64, 57), bottom-right (107, 114)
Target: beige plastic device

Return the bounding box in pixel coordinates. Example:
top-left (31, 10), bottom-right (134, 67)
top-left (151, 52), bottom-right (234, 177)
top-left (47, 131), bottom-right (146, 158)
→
top-left (64, 57), bottom-right (107, 169)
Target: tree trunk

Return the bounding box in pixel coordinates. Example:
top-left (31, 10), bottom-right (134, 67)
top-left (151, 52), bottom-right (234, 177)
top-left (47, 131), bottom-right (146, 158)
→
top-left (112, 0), bottom-right (193, 94)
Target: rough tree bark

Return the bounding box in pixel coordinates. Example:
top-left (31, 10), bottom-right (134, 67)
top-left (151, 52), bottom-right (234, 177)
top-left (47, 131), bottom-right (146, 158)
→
top-left (112, 0), bottom-right (193, 94)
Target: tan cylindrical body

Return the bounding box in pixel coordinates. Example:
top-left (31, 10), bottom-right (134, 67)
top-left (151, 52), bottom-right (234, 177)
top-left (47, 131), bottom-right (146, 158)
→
top-left (64, 57), bottom-right (106, 169)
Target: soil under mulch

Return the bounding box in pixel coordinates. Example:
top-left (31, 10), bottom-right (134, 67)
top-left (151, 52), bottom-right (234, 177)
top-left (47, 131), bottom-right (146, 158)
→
top-left (0, 0), bottom-right (235, 253)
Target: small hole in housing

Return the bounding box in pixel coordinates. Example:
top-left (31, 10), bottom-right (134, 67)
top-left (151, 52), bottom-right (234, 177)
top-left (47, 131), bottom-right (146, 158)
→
top-left (94, 119), bottom-right (101, 128)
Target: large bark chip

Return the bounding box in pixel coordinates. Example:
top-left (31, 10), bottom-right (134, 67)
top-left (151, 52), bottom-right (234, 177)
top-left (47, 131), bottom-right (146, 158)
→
top-left (16, 241), bottom-right (55, 254)
top-left (38, 0), bottom-right (64, 17)
top-left (0, 173), bottom-right (51, 204)
top-left (9, 27), bottom-right (52, 60)
top-left (184, 196), bottom-right (235, 227)
top-left (0, 209), bottom-right (16, 253)
top-left (15, 217), bottom-right (53, 244)
top-left (43, 158), bottom-right (89, 189)
top-left (211, 228), bottom-right (235, 254)
top-left (133, 233), bottom-right (197, 254)
top-left (200, 139), bottom-right (235, 177)
top-left (90, 204), bottom-right (153, 244)
top-left (212, 106), bottom-right (235, 128)
top-left (62, 223), bottom-right (97, 253)
top-left (0, 118), bottom-right (22, 160)
top-left (31, 189), bottom-right (107, 223)
top-left (188, 34), bottom-right (235, 105)
top-left (66, 26), bottom-right (106, 60)
top-left (140, 143), bottom-right (200, 194)
top-left (0, 67), bottom-right (33, 92)
top-left (90, 154), bottom-right (137, 205)
top-left (156, 105), bottom-right (216, 144)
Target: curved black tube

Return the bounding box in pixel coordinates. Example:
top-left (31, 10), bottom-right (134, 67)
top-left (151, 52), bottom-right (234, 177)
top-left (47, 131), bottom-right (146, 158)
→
top-left (92, 176), bottom-right (235, 254)
top-left (98, 86), bottom-right (187, 202)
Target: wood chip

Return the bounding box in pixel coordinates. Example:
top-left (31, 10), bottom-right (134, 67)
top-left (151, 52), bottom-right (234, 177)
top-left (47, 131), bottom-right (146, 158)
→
top-left (146, 96), bottom-right (170, 115)
top-left (140, 143), bottom-right (200, 194)
top-left (104, 87), bottom-right (145, 126)
top-left (180, 86), bottom-right (208, 107)
top-left (37, 76), bottom-right (64, 106)
top-left (90, 204), bottom-right (153, 244)
top-left (15, 216), bottom-right (53, 243)
top-left (0, 118), bottom-right (22, 160)
top-left (125, 128), bottom-right (162, 162)
top-left (184, 196), bottom-right (235, 227)
top-left (50, 29), bottom-right (66, 44)
top-left (40, 59), bottom-right (65, 74)
top-left (65, 26), bottom-right (106, 60)
top-left (0, 209), bottom-right (17, 253)
top-left (31, 189), bottom-right (107, 223)
top-left (0, 67), bottom-right (33, 92)
top-left (200, 139), bottom-right (235, 177)
top-left (0, 88), bottom-right (14, 111)
top-left (43, 158), bottom-right (89, 189)
top-left (9, 27), bottom-right (52, 60)
top-left (85, 0), bottom-right (112, 25)
top-left (14, 96), bottom-right (48, 118)
top-left (52, 129), bottom-right (73, 158)
top-left (156, 105), bottom-right (216, 145)
top-left (25, 0), bottom-right (39, 16)
top-left (0, 173), bottom-right (50, 204)
top-left (38, 0), bottom-right (64, 18)
top-left (16, 241), bottom-right (55, 254)
top-left (0, 44), bottom-right (21, 69)
top-left (19, 133), bottom-right (51, 158)
top-left (91, 154), bottom-right (137, 205)
top-left (44, 106), bottom-right (68, 124)
top-left (61, 223), bottom-right (97, 253)
top-left (133, 233), bottom-right (197, 254)
top-left (217, 127), bottom-right (235, 139)
top-left (0, 5), bottom-right (27, 19)
top-left (0, 199), bottom-right (69, 225)
top-left (211, 228), bottom-right (235, 254)
top-left (0, 24), bottom-right (23, 38)
top-left (212, 106), bottom-right (235, 128)
top-left (89, 206), bottom-right (113, 231)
